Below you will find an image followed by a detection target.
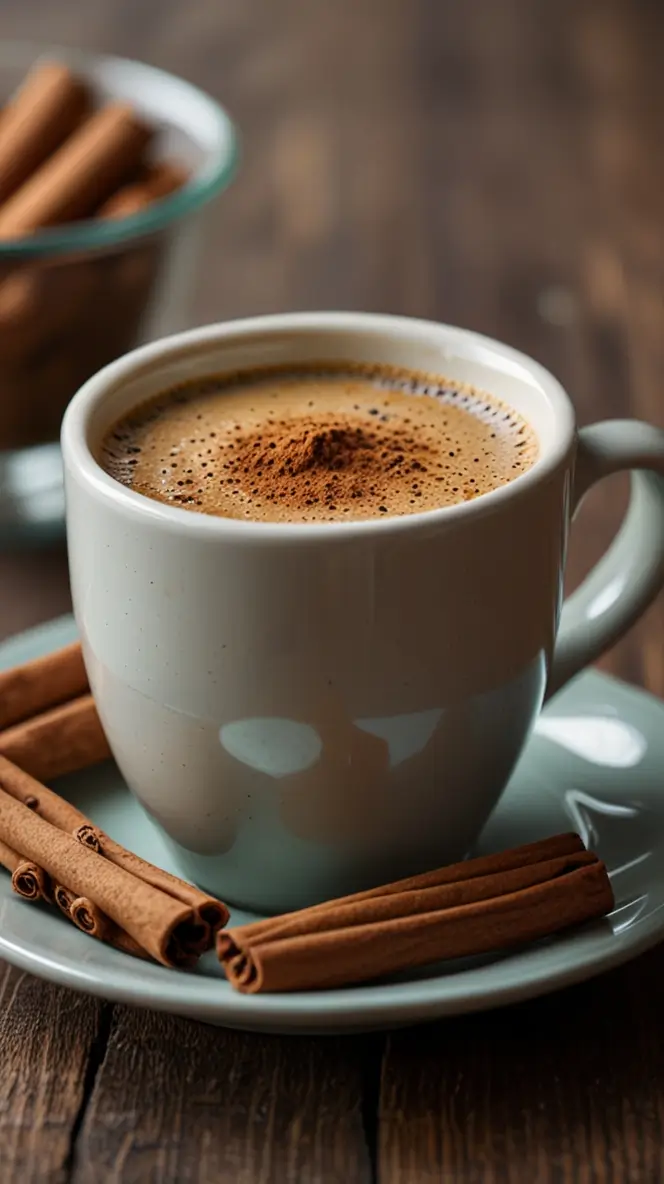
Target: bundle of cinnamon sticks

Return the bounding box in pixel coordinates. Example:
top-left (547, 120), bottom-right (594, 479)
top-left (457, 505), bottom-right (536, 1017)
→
top-left (0, 59), bottom-right (190, 449)
top-left (0, 642), bottom-right (615, 989)
top-left (0, 751), bottom-right (229, 965)
top-left (0, 642), bottom-right (226, 964)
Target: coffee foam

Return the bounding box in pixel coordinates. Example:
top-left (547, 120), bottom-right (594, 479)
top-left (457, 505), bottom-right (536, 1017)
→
top-left (99, 362), bottom-right (539, 523)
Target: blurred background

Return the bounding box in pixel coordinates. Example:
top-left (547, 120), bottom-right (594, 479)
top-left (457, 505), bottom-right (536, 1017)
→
top-left (0, 0), bottom-right (662, 687)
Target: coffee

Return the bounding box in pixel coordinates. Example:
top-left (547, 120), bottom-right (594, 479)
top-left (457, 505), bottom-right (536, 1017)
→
top-left (100, 363), bottom-right (538, 522)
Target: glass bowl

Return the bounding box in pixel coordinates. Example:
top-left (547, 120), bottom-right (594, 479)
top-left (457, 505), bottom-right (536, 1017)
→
top-left (0, 42), bottom-right (237, 545)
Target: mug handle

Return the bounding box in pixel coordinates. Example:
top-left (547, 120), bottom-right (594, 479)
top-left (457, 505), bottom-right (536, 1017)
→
top-left (547, 420), bottom-right (664, 698)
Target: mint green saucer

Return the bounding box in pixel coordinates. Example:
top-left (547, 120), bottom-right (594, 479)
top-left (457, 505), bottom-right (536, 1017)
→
top-left (0, 615), bottom-right (661, 1033)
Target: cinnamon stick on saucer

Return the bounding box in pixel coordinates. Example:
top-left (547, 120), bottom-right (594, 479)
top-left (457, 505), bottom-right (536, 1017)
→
top-left (0, 753), bottom-right (226, 937)
top-left (0, 776), bottom-right (216, 968)
top-left (0, 641), bottom-right (110, 780)
top-left (0, 640), bottom-right (88, 730)
top-left (217, 834), bottom-right (614, 993)
top-left (68, 894), bottom-right (148, 959)
top-left (53, 881), bottom-right (77, 919)
top-left (0, 751), bottom-right (91, 830)
top-left (0, 835), bottom-right (50, 902)
top-left (52, 880), bottom-right (147, 959)
top-left (0, 694), bottom-right (111, 781)
top-left (74, 824), bottom-right (226, 930)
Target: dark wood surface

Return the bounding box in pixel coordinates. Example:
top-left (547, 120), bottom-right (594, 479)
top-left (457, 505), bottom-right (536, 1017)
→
top-left (0, 0), bottom-right (662, 1179)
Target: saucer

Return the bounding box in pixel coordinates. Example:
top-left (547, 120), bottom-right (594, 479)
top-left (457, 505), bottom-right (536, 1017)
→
top-left (0, 614), bottom-right (662, 1034)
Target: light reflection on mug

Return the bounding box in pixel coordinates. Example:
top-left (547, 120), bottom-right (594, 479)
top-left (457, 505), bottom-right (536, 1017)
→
top-left (219, 707), bottom-right (445, 777)
top-left (220, 718), bottom-right (322, 778)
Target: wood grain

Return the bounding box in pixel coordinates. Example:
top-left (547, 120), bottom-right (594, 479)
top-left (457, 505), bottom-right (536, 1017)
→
top-left (0, 963), bottom-right (105, 1183)
top-left (0, 0), bottom-right (660, 1179)
top-left (72, 1005), bottom-right (373, 1183)
top-left (379, 945), bottom-right (664, 1183)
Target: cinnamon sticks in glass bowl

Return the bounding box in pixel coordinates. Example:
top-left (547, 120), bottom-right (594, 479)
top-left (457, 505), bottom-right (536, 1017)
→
top-left (0, 44), bottom-right (236, 543)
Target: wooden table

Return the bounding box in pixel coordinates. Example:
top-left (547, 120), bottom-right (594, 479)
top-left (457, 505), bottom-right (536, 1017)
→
top-left (1, 1), bottom-right (663, 1179)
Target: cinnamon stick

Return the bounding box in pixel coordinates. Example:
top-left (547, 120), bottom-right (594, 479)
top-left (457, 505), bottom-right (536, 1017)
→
top-left (99, 161), bottom-right (188, 219)
top-left (217, 835), bottom-right (614, 992)
top-left (0, 836), bottom-right (50, 902)
top-left (75, 824), bottom-right (227, 932)
top-left (0, 694), bottom-right (111, 781)
top-left (0, 777), bottom-right (210, 967)
top-left (0, 751), bottom-right (91, 828)
top-left (53, 882), bottom-right (76, 918)
top-left (0, 754), bottom-right (227, 935)
top-left (0, 103), bottom-right (152, 238)
top-left (0, 641), bottom-right (87, 730)
top-left (0, 62), bottom-right (90, 204)
top-left (52, 881), bottom-right (146, 958)
top-left (224, 832), bottom-right (587, 943)
top-left (11, 859), bottom-right (51, 902)
top-left (68, 895), bottom-right (148, 959)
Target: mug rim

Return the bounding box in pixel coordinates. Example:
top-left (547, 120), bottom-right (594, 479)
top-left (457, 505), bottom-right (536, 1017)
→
top-left (61, 311), bottom-right (577, 542)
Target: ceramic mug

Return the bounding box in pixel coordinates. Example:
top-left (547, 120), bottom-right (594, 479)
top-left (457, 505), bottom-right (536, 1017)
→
top-left (62, 312), bottom-right (664, 912)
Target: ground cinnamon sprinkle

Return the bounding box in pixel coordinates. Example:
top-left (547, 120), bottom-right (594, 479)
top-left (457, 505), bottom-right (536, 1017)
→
top-left (229, 417), bottom-right (421, 513)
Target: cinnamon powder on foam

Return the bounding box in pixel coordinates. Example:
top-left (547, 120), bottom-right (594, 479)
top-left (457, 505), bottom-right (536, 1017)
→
top-left (100, 365), bottom-right (539, 523)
